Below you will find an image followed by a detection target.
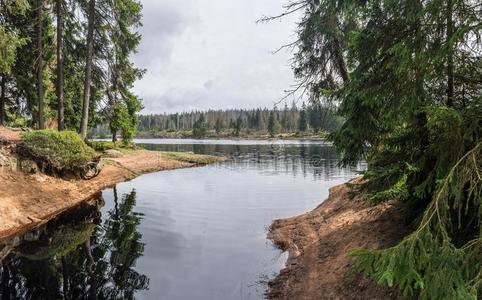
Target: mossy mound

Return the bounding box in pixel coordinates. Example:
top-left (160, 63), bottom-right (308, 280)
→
top-left (22, 129), bottom-right (96, 171)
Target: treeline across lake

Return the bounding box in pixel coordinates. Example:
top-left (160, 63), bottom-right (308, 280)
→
top-left (131, 103), bottom-right (343, 139)
top-left (0, 0), bottom-right (143, 144)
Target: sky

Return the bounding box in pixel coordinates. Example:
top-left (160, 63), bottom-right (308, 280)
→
top-left (132, 0), bottom-right (300, 114)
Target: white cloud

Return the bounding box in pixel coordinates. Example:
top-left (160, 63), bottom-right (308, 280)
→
top-left (133, 0), bottom-right (300, 114)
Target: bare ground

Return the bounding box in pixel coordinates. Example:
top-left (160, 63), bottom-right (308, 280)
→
top-left (0, 127), bottom-right (223, 241)
top-left (267, 181), bottom-right (408, 300)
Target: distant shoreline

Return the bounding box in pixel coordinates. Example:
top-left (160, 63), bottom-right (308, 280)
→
top-left (94, 131), bottom-right (329, 142)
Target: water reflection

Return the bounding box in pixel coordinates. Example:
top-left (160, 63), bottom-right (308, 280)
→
top-left (1, 141), bottom-right (363, 300)
top-left (0, 189), bottom-right (148, 299)
top-left (139, 142), bottom-right (362, 180)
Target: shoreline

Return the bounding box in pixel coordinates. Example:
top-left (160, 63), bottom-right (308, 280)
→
top-left (0, 148), bottom-right (223, 242)
top-left (133, 137), bottom-right (328, 142)
top-left (267, 181), bottom-right (407, 300)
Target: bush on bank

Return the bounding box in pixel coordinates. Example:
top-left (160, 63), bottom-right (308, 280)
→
top-left (22, 129), bottom-right (96, 170)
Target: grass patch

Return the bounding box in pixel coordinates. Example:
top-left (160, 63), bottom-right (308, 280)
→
top-left (22, 129), bottom-right (96, 170)
top-left (86, 140), bottom-right (141, 154)
top-left (160, 151), bottom-right (222, 165)
top-left (85, 140), bottom-right (117, 151)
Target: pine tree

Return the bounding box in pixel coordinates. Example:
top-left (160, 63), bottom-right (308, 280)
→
top-left (55, 0), bottom-right (64, 130)
top-left (308, 102), bottom-right (322, 133)
top-left (36, 0), bottom-right (45, 129)
top-left (298, 102), bottom-right (307, 132)
top-left (79, 0), bottom-right (96, 139)
top-left (192, 114), bottom-right (207, 139)
top-left (214, 118), bottom-right (223, 134)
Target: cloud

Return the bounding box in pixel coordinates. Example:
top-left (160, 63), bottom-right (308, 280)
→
top-left (203, 80), bottom-right (215, 90)
top-left (133, 0), bottom-right (300, 114)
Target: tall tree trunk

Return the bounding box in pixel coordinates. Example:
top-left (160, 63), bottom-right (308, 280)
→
top-left (446, 0), bottom-right (454, 107)
top-left (0, 75), bottom-right (5, 126)
top-left (37, 0), bottom-right (45, 129)
top-left (79, 0), bottom-right (96, 139)
top-left (56, 0), bottom-right (65, 131)
top-left (333, 35), bottom-right (349, 83)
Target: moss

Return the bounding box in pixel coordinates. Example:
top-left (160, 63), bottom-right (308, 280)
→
top-left (22, 129), bottom-right (96, 170)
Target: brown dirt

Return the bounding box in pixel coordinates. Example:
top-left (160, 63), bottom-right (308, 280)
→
top-left (0, 127), bottom-right (222, 241)
top-left (267, 181), bottom-right (408, 300)
top-left (0, 127), bottom-right (21, 143)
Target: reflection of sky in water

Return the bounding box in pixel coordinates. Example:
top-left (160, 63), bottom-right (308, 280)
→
top-left (1, 141), bottom-right (364, 300)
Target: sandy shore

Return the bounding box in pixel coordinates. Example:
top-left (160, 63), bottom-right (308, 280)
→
top-left (267, 182), bottom-right (408, 300)
top-left (0, 128), bottom-right (223, 241)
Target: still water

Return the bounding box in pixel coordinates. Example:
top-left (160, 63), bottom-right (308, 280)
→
top-left (0, 139), bottom-right (362, 300)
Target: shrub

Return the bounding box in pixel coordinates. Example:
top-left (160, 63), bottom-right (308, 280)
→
top-left (22, 129), bottom-right (96, 170)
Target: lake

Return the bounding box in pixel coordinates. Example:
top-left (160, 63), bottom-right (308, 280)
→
top-left (0, 139), bottom-right (363, 300)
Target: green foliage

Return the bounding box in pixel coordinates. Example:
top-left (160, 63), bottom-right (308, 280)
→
top-left (22, 129), bottom-right (96, 170)
top-left (86, 140), bottom-right (117, 151)
top-left (308, 102), bottom-right (322, 133)
top-left (214, 118), bottom-right (223, 134)
top-left (282, 0), bottom-right (482, 297)
top-left (192, 114), bottom-right (208, 138)
top-left (0, 0), bottom-right (143, 138)
top-left (233, 116), bottom-right (243, 137)
top-left (268, 111), bottom-right (281, 137)
top-left (137, 106), bottom-right (341, 138)
top-left (350, 143), bottom-right (482, 299)
top-left (298, 102), bottom-right (308, 132)
top-left (160, 151), bottom-right (221, 165)
top-left (0, 0), bottom-right (28, 74)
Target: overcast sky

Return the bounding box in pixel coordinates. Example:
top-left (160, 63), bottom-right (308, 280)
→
top-left (132, 0), bottom-right (299, 114)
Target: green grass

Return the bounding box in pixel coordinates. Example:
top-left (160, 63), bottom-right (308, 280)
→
top-left (86, 140), bottom-right (140, 153)
top-left (22, 129), bottom-right (96, 170)
top-left (159, 151), bottom-right (222, 165)
top-left (85, 140), bottom-right (117, 151)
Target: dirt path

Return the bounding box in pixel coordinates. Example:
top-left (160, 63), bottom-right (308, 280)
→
top-left (267, 182), bottom-right (408, 300)
top-left (0, 128), bottom-right (222, 241)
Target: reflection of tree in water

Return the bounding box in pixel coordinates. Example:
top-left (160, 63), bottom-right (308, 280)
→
top-left (0, 188), bottom-right (149, 299)
top-left (140, 142), bottom-right (362, 179)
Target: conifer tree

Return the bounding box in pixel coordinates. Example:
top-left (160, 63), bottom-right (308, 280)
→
top-left (275, 0), bottom-right (482, 297)
top-left (79, 0), bottom-right (95, 138)
top-left (298, 102), bottom-right (307, 132)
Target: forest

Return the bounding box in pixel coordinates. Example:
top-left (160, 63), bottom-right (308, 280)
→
top-left (1, 0), bottom-right (481, 298)
top-left (276, 0), bottom-right (482, 298)
top-left (0, 0), bottom-right (143, 143)
top-left (110, 103), bottom-right (343, 139)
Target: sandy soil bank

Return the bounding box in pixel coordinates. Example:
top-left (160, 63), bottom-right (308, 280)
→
top-left (267, 182), bottom-right (408, 300)
top-left (0, 127), bottom-right (222, 241)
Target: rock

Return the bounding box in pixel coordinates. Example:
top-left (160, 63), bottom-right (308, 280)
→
top-left (20, 159), bottom-right (39, 174)
top-left (103, 149), bottom-right (123, 158)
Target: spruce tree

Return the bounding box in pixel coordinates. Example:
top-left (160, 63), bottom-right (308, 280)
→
top-left (276, 0), bottom-right (482, 297)
top-left (298, 102), bottom-right (307, 132)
